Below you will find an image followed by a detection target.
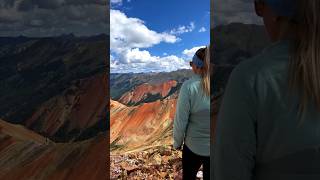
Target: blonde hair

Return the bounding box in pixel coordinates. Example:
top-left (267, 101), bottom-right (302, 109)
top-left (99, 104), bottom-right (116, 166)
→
top-left (288, 0), bottom-right (320, 112)
top-left (195, 46), bottom-right (210, 97)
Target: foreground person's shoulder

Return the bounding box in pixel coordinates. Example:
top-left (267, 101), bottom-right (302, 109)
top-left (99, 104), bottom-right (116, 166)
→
top-left (230, 53), bottom-right (273, 85)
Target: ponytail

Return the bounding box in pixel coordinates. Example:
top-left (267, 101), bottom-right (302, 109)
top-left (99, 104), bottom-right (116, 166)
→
top-left (195, 46), bottom-right (210, 97)
top-left (288, 0), bottom-right (320, 112)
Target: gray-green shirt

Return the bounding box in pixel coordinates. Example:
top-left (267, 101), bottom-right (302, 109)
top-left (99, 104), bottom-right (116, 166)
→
top-left (214, 40), bottom-right (320, 180)
top-left (173, 74), bottom-right (210, 156)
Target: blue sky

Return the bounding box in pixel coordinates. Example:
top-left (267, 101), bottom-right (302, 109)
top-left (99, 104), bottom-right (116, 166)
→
top-left (110, 0), bottom-right (210, 73)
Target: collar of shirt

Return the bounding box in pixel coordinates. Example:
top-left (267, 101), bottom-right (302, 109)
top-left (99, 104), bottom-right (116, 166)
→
top-left (192, 73), bottom-right (202, 80)
top-left (262, 39), bottom-right (291, 57)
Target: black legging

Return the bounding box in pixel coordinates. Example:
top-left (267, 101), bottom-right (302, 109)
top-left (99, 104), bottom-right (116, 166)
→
top-left (182, 144), bottom-right (210, 180)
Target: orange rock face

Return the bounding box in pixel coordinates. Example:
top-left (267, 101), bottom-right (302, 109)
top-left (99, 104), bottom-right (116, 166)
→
top-left (119, 80), bottom-right (178, 105)
top-left (110, 98), bottom-right (177, 153)
top-left (25, 73), bottom-right (108, 140)
top-left (0, 119), bottom-right (108, 180)
top-left (0, 73), bottom-right (109, 180)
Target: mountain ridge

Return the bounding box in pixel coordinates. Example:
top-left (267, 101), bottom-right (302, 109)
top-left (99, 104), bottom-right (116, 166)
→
top-left (0, 35), bottom-right (108, 142)
top-left (0, 118), bottom-right (108, 180)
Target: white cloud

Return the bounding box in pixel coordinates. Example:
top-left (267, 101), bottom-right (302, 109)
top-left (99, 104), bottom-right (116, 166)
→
top-left (111, 9), bottom-right (178, 53)
top-left (111, 48), bottom-right (190, 73)
top-left (110, 0), bottom-right (122, 5)
top-left (182, 46), bottom-right (206, 58)
top-left (120, 48), bottom-right (155, 64)
top-left (110, 10), bottom-right (191, 73)
top-left (170, 22), bottom-right (195, 35)
top-left (110, 9), bottom-right (188, 72)
top-left (198, 27), bottom-right (206, 32)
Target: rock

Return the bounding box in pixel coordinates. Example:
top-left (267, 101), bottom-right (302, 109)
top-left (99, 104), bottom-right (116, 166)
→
top-left (159, 148), bottom-right (172, 156)
top-left (151, 154), bottom-right (162, 165)
top-left (162, 156), bottom-right (170, 164)
top-left (128, 153), bottom-right (136, 159)
top-left (159, 172), bottom-right (167, 178)
top-left (111, 147), bottom-right (183, 179)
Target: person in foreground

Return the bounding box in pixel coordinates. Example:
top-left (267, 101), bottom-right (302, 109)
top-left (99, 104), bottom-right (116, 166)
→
top-left (173, 47), bottom-right (210, 180)
top-left (213, 0), bottom-right (320, 180)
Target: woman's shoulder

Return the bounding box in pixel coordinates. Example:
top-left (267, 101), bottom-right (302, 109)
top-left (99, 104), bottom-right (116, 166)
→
top-left (232, 47), bottom-right (288, 87)
top-left (234, 40), bottom-right (290, 78)
top-left (225, 54), bottom-right (271, 98)
top-left (233, 55), bottom-right (264, 78)
top-left (181, 76), bottom-right (201, 89)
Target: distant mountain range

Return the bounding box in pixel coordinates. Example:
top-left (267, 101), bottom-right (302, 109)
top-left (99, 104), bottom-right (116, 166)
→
top-left (110, 69), bottom-right (193, 100)
top-left (118, 80), bottom-right (179, 106)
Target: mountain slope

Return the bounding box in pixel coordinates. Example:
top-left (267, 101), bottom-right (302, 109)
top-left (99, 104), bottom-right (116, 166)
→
top-left (0, 118), bottom-right (47, 144)
top-left (0, 35), bottom-right (107, 126)
top-left (0, 119), bottom-right (107, 180)
top-left (119, 80), bottom-right (178, 106)
top-left (0, 35), bottom-right (109, 179)
top-left (25, 73), bottom-right (108, 142)
top-left (110, 97), bottom-right (176, 153)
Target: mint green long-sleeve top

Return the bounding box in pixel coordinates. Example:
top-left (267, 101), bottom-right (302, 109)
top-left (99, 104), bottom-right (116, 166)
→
top-left (173, 74), bottom-right (210, 156)
top-left (214, 40), bottom-right (320, 180)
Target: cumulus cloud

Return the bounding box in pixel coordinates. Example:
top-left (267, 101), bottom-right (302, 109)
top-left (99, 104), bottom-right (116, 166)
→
top-left (110, 10), bottom-right (191, 73)
top-left (182, 46), bottom-right (206, 58)
top-left (110, 49), bottom-right (189, 73)
top-left (0, 0), bottom-right (108, 36)
top-left (111, 9), bottom-right (178, 53)
top-left (198, 27), bottom-right (206, 32)
top-left (170, 22), bottom-right (195, 35)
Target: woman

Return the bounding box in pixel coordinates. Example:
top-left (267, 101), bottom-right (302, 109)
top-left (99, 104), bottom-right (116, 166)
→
top-left (214, 0), bottom-right (320, 180)
top-left (173, 47), bottom-right (210, 180)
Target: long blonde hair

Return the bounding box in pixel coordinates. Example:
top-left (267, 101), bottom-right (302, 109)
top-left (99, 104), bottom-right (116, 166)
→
top-left (195, 46), bottom-right (210, 97)
top-left (288, 0), bottom-right (320, 112)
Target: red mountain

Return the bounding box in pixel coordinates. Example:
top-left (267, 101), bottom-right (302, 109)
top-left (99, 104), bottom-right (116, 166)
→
top-left (0, 119), bottom-right (107, 180)
top-left (118, 80), bottom-right (178, 105)
top-left (110, 97), bottom-right (177, 153)
top-left (25, 73), bottom-right (108, 141)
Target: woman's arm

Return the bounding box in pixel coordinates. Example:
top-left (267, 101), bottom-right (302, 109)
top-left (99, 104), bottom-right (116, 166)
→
top-left (214, 64), bottom-right (258, 180)
top-left (173, 82), bottom-right (191, 149)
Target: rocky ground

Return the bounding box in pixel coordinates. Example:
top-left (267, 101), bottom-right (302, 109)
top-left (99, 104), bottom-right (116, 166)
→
top-left (110, 145), bottom-right (203, 180)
